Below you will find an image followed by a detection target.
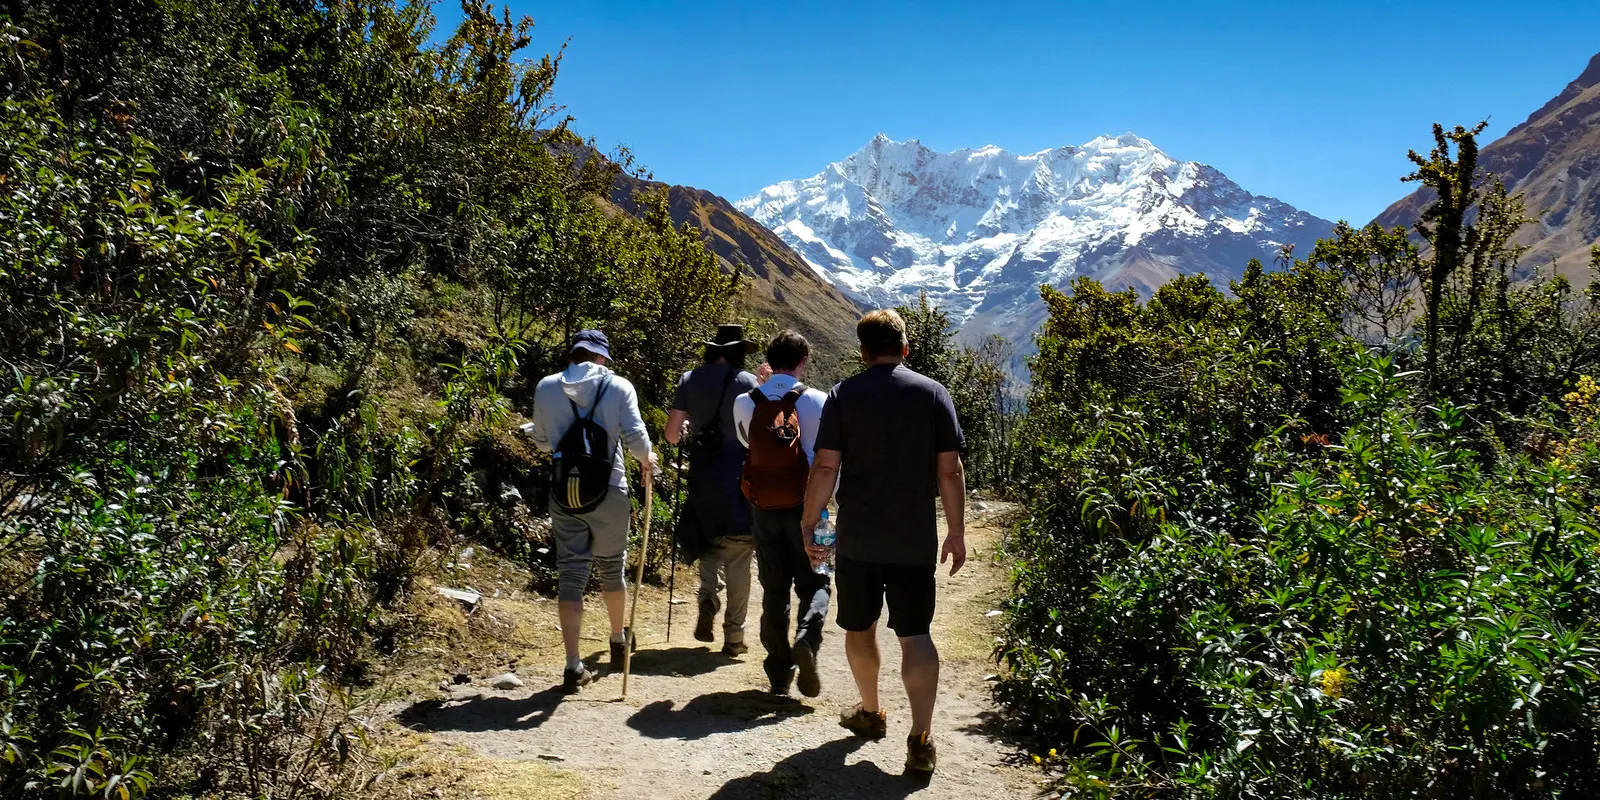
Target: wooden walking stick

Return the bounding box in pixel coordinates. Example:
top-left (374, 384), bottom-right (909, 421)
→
top-left (620, 472), bottom-right (653, 698)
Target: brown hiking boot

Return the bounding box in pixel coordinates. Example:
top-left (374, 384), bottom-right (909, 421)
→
top-left (905, 732), bottom-right (937, 774)
top-left (839, 703), bottom-right (888, 740)
top-left (721, 641), bottom-right (748, 657)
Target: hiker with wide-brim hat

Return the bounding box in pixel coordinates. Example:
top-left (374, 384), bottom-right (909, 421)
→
top-left (664, 323), bottom-right (758, 656)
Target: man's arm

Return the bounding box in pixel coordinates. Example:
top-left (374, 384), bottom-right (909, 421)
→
top-left (528, 381), bottom-right (553, 453)
top-left (801, 448), bottom-right (841, 567)
top-left (665, 372), bottom-right (691, 446)
top-left (936, 450), bottom-right (967, 575)
top-left (664, 409), bottom-right (690, 446)
top-left (618, 379), bottom-right (658, 479)
top-left (732, 394), bottom-right (753, 449)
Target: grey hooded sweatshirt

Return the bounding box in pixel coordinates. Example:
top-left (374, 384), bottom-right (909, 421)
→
top-left (531, 362), bottom-right (652, 491)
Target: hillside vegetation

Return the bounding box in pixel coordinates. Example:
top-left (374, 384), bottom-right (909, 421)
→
top-left (0, 2), bottom-right (738, 796)
top-left (1000, 125), bottom-right (1600, 797)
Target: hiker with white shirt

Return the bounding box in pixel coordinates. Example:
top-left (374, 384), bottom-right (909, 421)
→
top-left (732, 329), bottom-right (832, 697)
top-left (530, 330), bottom-right (657, 693)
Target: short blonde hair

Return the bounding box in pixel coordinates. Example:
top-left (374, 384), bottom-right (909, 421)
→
top-left (857, 309), bottom-right (907, 360)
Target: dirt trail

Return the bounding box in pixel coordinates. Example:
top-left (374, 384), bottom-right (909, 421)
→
top-left (392, 506), bottom-right (1036, 800)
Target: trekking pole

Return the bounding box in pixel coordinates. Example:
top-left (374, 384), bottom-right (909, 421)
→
top-left (621, 472), bottom-right (653, 698)
top-left (665, 443), bottom-right (684, 642)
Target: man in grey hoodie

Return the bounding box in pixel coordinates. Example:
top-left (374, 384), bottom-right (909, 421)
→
top-left (531, 330), bottom-right (657, 692)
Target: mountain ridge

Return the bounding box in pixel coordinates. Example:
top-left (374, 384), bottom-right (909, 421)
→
top-left (738, 134), bottom-right (1335, 346)
top-left (1375, 51), bottom-right (1600, 277)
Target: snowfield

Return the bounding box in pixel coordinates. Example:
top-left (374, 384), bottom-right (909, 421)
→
top-left (737, 133), bottom-right (1334, 345)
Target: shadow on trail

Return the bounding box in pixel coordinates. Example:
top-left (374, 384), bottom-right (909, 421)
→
top-left (958, 708), bottom-right (1037, 767)
top-left (708, 737), bottom-right (927, 799)
top-left (627, 689), bottom-right (812, 740)
top-left (395, 686), bottom-right (566, 733)
top-left (600, 644), bottom-right (737, 678)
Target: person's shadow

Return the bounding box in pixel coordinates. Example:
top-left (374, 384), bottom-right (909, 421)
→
top-left (602, 645), bottom-right (737, 678)
top-left (708, 737), bottom-right (927, 799)
top-left (627, 689), bottom-right (812, 740)
top-left (396, 686), bottom-right (566, 733)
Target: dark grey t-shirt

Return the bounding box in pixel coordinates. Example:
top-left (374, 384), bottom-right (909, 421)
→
top-left (815, 363), bottom-right (964, 565)
top-left (671, 363), bottom-right (759, 449)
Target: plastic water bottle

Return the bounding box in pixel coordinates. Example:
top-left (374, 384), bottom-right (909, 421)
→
top-left (812, 510), bottom-right (836, 575)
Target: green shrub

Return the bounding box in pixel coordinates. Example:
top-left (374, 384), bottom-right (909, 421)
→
top-left (1000, 125), bottom-right (1600, 798)
top-left (0, 1), bottom-right (737, 795)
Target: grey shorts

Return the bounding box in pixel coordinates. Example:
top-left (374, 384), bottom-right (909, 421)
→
top-left (549, 485), bottom-right (631, 601)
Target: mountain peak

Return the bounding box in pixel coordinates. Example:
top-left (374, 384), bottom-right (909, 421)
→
top-left (736, 135), bottom-right (1332, 349)
top-left (1576, 50), bottom-right (1600, 92)
top-left (1509, 50), bottom-right (1600, 137)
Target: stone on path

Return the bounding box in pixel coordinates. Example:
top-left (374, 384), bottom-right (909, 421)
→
top-left (490, 672), bottom-right (523, 690)
top-left (437, 586), bottom-right (482, 611)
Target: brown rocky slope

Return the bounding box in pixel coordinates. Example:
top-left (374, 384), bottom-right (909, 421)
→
top-left (1375, 51), bottom-right (1600, 279)
top-left (609, 173), bottom-right (865, 379)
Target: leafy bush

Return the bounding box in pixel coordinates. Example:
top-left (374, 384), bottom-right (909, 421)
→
top-left (1001, 126), bottom-right (1600, 798)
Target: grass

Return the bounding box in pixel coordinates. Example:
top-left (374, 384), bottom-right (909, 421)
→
top-left (373, 734), bottom-right (588, 800)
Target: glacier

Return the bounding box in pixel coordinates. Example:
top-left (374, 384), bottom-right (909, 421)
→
top-left (736, 133), bottom-right (1335, 346)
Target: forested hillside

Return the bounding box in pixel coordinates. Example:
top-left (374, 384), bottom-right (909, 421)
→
top-left (605, 170), bottom-right (864, 387)
top-left (0, 2), bottom-right (738, 795)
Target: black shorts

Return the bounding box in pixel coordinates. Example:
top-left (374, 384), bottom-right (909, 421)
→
top-left (834, 555), bottom-right (936, 637)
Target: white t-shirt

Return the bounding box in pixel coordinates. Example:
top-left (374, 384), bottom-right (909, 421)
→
top-left (732, 373), bottom-right (828, 465)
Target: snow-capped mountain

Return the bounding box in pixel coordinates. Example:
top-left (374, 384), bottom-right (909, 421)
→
top-left (736, 133), bottom-right (1335, 345)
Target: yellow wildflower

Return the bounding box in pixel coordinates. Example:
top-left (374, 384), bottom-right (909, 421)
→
top-left (1320, 667), bottom-right (1350, 699)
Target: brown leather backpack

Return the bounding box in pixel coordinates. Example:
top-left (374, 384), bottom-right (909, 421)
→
top-left (740, 386), bottom-right (810, 510)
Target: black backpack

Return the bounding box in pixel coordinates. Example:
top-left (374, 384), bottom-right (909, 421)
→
top-left (691, 368), bottom-right (738, 454)
top-left (552, 376), bottom-right (614, 514)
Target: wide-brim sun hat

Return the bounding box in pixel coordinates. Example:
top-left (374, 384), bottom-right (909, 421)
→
top-left (703, 323), bottom-right (746, 349)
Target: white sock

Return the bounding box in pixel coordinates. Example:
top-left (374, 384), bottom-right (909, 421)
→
top-left (610, 630), bottom-right (627, 643)
top-left (566, 655), bottom-right (583, 672)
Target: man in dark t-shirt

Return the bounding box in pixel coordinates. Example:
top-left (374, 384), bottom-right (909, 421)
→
top-left (801, 309), bottom-right (967, 776)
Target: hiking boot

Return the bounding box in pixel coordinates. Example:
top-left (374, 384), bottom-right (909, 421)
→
top-left (839, 703), bottom-right (888, 740)
top-left (791, 639), bottom-right (821, 698)
top-left (905, 732), bottom-right (937, 774)
top-left (694, 612), bottom-right (715, 643)
top-left (721, 641), bottom-right (748, 657)
top-left (561, 663), bottom-right (596, 694)
top-left (768, 668), bottom-right (794, 696)
top-left (609, 627), bottom-right (635, 670)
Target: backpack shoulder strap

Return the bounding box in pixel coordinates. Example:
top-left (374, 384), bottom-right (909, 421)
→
top-left (747, 386), bottom-right (766, 404)
top-left (780, 386), bottom-right (806, 405)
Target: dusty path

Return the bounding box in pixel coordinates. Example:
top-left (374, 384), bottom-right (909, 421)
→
top-left (391, 506), bottom-right (1036, 799)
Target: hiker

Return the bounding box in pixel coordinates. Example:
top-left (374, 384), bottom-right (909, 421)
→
top-left (732, 329), bottom-right (831, 697)
top-left (801, 309), bottom-right (967, 775)
top-left (530, 330), bottom-right (657, 692)
top-left (664, 324), bottom-right (759, 656)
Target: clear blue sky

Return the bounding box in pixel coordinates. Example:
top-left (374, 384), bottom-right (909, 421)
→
top-left (433, 1), bottom-right (1600, 223)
